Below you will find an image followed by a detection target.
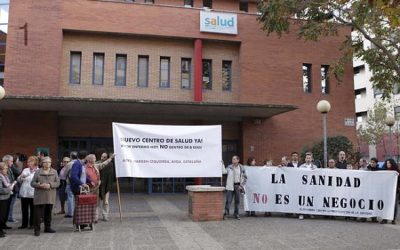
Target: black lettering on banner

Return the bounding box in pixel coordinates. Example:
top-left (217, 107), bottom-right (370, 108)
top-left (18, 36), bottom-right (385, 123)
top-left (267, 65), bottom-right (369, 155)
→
top-left (272, 174), bottom-right (286, 184)
top-left (299, 196), bottom-right (314, 207)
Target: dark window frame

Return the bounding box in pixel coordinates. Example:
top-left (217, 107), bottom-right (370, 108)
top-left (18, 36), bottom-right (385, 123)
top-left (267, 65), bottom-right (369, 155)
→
top-left (202, 59), bottom-right (212, 90)
top-left (203, 0), bottom-right (212, 8)
top-left (181, 58), bottom-right (192, 89)
top-left (302, 63), bottom-right (312, 93)
top-left (222, 60), bottom-right (232, 91)
top-left (239, 1), bottom-right (248, 12)
top-left (69, 51), bottom-right (81, 84)
top-left (115, 54), bottom-right (127, 86)
top-left (159, 57), bottom-right (170, 88)
top-left (137, 55), bottom-right (149, 88)
top-left (184, 0), bottom-right (193, 7)
top-left (92, 52), bottom-right (105, 85)
top-left (321, 64), bottom-right (330, 94)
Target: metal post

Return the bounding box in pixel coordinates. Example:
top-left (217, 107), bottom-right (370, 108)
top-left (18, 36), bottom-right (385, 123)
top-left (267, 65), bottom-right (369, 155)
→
top-left (323, 113), bottom-right (328, 168)
top-left (389, 126), bottom-right (393, 159)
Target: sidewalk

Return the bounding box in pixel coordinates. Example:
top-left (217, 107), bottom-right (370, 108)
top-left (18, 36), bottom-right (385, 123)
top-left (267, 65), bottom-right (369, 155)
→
top-left (1, 193), bottom-right (399, 249)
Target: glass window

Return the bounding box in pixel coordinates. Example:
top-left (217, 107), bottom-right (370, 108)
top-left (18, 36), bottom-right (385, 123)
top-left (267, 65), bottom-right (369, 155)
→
top-left (159, 57), bottom-right (170, 88)
top-left (321, 65), bottom-right (329, 94)
top-left (184, 0), bottom-right (193, 7)
top-left (144, 0), bottom-right (154, 3)
top-left (239, 1), bottom-right (248, 12)
top-left (222, 60), bottom-right (232, 91)
top-left (115, 54), bottom-right (127, 86)
top-left (202, 59), bottom-right (212, 90)
top-left (138, 55), bottom-right (149, 87)
top-left (181, 58), bottom-right (191, 89)
top-left (69, 52), bottom-right (81, 84)
top-left (395, 106), bottom-right (400, 120)
top-left (302, 63), bottom-right (312, 93)
top-left (0, 1), bottom-right (8, 34)
top-left (203, 0), bottom-right (212, 8)
top-left (353, 65), bottom-right (365, 74)
top-left (93, 53), bottom-right (104, 85)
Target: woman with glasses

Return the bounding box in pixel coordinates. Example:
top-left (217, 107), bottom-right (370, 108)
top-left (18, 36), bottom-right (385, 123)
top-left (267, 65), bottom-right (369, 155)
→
top-left (31, 156), bottom-right (60, 236)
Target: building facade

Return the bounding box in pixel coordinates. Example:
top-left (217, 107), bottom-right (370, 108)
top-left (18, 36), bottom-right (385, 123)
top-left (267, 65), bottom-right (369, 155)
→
top-left (1, 0), bottom-right (356, 192)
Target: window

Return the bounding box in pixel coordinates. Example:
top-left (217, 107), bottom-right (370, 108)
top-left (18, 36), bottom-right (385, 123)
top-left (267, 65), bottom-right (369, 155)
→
top-left (69, 52), bottom-right (81, 84)
top-left (181, 58), bottom-right (191, 89)
top-left (144, 0), bottom-right (154, 3)
top-left (202, 59), bottom-right (212, 89)
top-left (374, 88), bottom-right (383, 98)
top-left (395, 106), bottom-right (400, 120)
top-left (203, 0), bottom-right (212, 8)
top-left (138, 55), bottom-right (149, 87)
top-left (356, 112), bottom-right (367, 123)
top-left (184, 0), bottom-right (193, 7)
top-left (321, 65), bottom-right (329, 94)
top-left (239, 1), bottom-right (248, 12)
top-left (302, 63), bottom-right (312, 93)
top-left (93, 53), bottom-right (104, 85)
top-left (353, 65), bottom-right (365, 74)
top-left (159, 57), bottom-right (170, 88)
top-left (115, 54), bottom-right (127, 86)
top-left (222, 60), bottom-right (232, 91)
top-left (355, 88), bottom-right (366, 99)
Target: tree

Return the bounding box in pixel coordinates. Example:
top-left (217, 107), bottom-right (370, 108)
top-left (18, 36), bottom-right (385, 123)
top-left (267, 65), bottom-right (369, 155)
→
top-left (257, 0), bottom-right (400, 98)
top-left (357, 101), bottom-right (388, 146)
top-left (301, 135), bottom-right (356, 164)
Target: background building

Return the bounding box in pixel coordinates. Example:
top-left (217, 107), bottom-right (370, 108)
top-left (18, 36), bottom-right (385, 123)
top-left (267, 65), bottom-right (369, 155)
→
top-left (0, 0), bottom-right (356, 192)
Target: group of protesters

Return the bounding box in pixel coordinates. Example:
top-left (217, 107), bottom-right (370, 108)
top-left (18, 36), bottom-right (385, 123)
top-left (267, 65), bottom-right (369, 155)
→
top-left (222, 151), bottom-right (400, 224)
top-left (0, 151), bottom-right (115, 237)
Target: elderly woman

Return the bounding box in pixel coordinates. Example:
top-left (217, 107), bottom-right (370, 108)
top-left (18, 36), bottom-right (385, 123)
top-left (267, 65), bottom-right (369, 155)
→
top-left (0, 162), bottom-right (16, 237)
top-left (85, 154), bottom-right (114, 222)
top-left (31, 156), bottom-right (60, 236)
top-left (17, 156), bottom-right (39, 229)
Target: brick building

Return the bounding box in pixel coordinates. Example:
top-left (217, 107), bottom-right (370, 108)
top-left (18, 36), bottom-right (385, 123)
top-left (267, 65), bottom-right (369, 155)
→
top-left (0, 0), bottom-right (356, 192)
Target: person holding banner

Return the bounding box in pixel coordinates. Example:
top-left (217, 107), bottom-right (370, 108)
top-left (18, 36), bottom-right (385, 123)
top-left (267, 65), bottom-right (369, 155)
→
top-left (222, 155), bottom-right (247, 220)
top-left (245, 157), bottom-right (257, 217)
top-left (298, 153), bottom-right (317, 220)
top-left (380, 159), bottom-right (399, 225)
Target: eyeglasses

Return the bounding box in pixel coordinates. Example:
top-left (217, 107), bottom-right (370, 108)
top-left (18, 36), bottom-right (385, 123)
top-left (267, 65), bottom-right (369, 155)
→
top-left (42, 162), bottom-right (51, 164)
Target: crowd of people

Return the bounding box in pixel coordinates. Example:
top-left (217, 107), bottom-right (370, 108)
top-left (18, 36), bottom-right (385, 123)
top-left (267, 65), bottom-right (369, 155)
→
top-left (222, 151), bottom-right (400, 224)
top-left (0, 151), bottom-right (115, 237)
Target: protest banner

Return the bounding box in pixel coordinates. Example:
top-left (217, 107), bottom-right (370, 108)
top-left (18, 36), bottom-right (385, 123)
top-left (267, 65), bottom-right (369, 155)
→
top-left (244, 167), bottom-right (398, 220)
top-left (112, 123), bottom-right (222, 178)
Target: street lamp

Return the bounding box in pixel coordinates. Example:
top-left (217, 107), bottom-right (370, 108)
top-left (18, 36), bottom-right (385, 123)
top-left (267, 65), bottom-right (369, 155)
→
top-left (0, 85), bottom-right (5, 100)
top-left (385, 115), bottom-right (395, 159)
top-left (317, 100), bottom-right (331, 168)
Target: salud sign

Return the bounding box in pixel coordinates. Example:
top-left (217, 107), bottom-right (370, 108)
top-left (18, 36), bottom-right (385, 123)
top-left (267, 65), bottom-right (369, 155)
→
top-left (200, 11), bottom-right (238, 35)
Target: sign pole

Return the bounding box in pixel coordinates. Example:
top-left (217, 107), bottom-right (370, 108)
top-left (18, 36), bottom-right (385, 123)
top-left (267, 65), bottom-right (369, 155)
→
top-left (116, 177), bottom-right (123, 223)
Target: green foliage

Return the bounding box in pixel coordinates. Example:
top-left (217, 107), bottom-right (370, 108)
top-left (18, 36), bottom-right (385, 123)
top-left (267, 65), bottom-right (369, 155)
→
top-left (257, 0), bottom-right (400, 98)
top-left (301, 135), bottom-right (356, 163)
top-left (357, 101), bottom-right (388, 146)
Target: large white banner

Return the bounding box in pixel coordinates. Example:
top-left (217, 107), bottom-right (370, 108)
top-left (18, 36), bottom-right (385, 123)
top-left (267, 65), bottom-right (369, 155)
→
top-left (244, 167), bottom-right (398, 220)
top-left (112, 123), bottom-right (222, 178)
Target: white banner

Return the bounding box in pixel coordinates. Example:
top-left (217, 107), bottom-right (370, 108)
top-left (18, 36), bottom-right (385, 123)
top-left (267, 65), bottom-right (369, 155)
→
top-left (244, 167), bottom-right (398, 220)
top-left (200, 11), bottom-right (238, 35)
top-left (112, 123), bottom-right (222, 178)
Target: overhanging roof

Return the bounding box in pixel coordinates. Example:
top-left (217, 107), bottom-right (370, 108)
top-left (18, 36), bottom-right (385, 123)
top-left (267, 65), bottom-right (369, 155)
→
top-left (0, 96), bottom-right (297, 121)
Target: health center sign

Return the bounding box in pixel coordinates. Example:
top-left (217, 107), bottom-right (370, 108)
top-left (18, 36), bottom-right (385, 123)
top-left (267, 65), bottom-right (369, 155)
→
top-left (244, 167), bottom-right (398, 220)
top-left (112, 123), bottom-right (222, 178)
top-left (200, 11), bottom-right (238, 35)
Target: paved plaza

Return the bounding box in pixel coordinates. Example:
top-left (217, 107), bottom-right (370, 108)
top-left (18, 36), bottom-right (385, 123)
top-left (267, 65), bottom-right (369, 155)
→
top-left (0, 193), bottom-right (400, 250)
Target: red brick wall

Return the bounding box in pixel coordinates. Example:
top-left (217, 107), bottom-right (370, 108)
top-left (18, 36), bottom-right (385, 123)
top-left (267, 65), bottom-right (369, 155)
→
top-left (188, 190), bottom-right (224, 221)
top-left (0, 110), bottom-right (58, 161)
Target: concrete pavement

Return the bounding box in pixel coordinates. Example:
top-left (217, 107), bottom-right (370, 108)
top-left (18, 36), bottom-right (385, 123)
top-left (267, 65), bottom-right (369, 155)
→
top-left (1, 193), bottom-right (400, 250)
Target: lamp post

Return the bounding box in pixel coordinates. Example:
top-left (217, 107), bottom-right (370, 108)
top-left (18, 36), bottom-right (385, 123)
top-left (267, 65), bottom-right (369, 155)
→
top-left (0, 85), bottom-right (5, 100)
top-left (385, 115), bottom-right (395, 159)
top-left (317, 100), bottom-right (331, 168)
